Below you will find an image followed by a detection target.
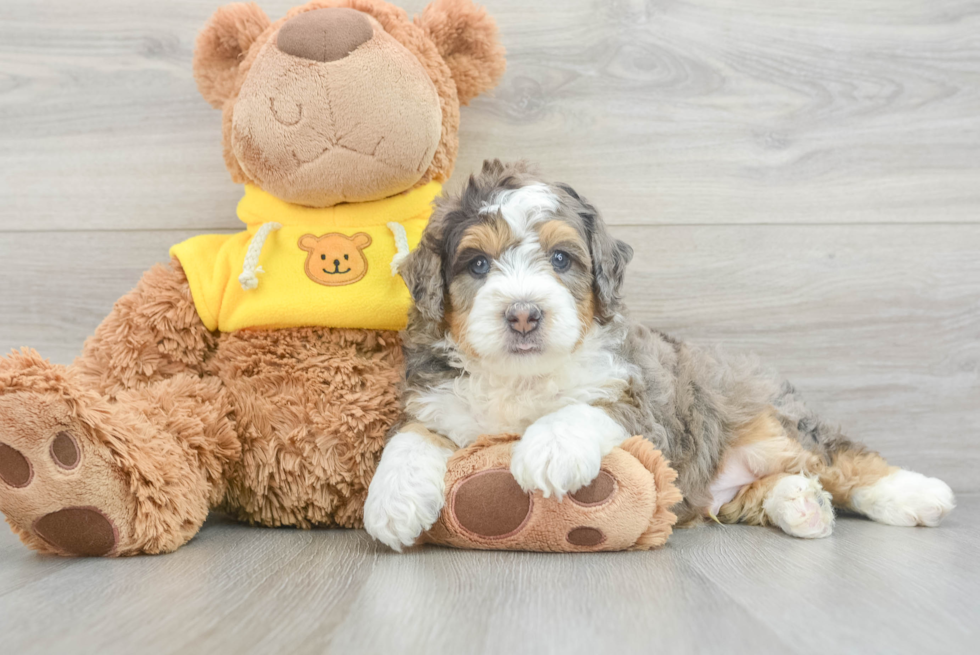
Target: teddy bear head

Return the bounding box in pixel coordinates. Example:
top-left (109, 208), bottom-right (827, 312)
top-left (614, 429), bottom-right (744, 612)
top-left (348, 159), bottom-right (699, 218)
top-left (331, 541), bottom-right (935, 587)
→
top-left (193, 0), bottom-right (505, 208)
top-left (298, 232), bottom-right (372, 285)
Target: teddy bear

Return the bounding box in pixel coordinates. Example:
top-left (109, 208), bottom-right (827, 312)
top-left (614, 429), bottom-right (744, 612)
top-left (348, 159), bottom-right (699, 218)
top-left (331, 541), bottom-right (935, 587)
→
top-left (0, 0), bottom-right (680, 557)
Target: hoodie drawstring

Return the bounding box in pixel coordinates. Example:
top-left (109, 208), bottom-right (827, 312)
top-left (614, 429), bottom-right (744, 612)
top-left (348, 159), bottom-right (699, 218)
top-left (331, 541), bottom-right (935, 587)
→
top-left (239, 222), bottom-right (282, 290)
top-left (387, 221), bottom-right (411, 276)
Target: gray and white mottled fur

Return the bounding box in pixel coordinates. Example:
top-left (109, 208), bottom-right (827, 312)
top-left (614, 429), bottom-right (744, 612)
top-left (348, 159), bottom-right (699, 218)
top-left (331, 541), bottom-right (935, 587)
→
top-left (363, 160), bottom-right (955, 551)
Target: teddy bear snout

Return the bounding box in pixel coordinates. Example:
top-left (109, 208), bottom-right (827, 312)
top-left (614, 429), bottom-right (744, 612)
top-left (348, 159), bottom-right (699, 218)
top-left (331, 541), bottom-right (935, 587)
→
top-left (277, 8), bottom-right (374, 63)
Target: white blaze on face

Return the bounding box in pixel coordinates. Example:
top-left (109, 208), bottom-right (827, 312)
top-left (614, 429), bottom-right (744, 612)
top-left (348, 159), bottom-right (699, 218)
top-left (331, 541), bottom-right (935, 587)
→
top-left (466, 185), bottom-right (583, 375)
top-left (478, 183), bottom-right (558, 235)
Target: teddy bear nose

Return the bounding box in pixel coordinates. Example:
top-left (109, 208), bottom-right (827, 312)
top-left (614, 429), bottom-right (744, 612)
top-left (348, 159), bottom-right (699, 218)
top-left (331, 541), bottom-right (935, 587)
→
top-left (277, 8), bottom-right (374, 63)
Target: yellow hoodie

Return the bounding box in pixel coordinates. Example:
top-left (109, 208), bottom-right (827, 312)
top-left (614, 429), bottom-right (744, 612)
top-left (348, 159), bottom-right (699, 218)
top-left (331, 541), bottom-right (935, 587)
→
top-left (170, 182), bottom-right (440, 332)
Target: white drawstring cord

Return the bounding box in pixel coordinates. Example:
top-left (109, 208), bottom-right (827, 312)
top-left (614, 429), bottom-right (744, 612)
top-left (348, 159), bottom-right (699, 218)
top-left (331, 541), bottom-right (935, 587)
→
top-left (239, 222), bottom-right (282, 290)
top-left (387, 221), bottom-right (410, 276)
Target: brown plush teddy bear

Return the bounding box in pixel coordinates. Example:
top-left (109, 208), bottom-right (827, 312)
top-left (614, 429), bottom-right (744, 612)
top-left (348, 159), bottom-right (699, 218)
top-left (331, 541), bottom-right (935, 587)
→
top-left (0, 0), bottom-right (680, 556)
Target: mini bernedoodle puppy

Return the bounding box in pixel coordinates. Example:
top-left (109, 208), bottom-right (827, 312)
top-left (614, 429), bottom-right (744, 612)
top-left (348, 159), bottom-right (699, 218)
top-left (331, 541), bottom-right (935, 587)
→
top-left (364, 159), bottom-right (956, 551)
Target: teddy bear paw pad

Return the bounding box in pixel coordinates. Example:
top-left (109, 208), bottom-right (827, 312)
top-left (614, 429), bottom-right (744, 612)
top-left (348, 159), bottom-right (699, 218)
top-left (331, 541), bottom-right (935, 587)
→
top-left (50, 431), bottom-right (80, 470)
top-left (451, 469), bottom-right (532, 538)
top-left (569, 470), bottom-right (617, 506)
top-left (0, 442), bottom-right (33, 488)
top-left (566, 526), bottom-right (606, 547)
top-left (33, 507), bottom-right (117, 557)
top-left (0, 391), bottom-right (131, 557)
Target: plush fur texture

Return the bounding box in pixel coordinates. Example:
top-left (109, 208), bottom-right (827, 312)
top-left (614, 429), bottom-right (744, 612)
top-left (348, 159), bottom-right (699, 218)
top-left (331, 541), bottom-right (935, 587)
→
top-left (195, 0), bottom-right (506, 206)
top-left (194, 3), bottom-right (272, 109)
top-left (364, 160), bottom-right (956, 550)
top-left (420, 434), bottom-right (681, 552)
top-left (0, 347), bottom-right (239, 555)
top-left (414, 0), bottom-right (506, 105)
top-left (0, 259), bottom-right (405, 555)
top-left (0, 0), bottom-right (506, 557)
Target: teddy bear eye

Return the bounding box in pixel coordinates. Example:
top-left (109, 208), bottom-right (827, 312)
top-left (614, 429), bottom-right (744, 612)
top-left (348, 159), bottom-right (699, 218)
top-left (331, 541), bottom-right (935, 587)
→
top-left (344, 254), bottom-right (349, 260)
top-left (321, 254), bottom-right (326, 260)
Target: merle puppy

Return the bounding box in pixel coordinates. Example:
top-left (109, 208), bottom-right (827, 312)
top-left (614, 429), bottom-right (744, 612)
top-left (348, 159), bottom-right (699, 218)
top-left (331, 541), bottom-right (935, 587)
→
top-left (364, 160), bottom-right (955, 551)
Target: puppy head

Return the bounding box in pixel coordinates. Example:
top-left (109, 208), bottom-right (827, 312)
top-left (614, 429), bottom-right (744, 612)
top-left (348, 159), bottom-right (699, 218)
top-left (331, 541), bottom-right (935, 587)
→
top-left (402, 159), bottom-right (633, 375)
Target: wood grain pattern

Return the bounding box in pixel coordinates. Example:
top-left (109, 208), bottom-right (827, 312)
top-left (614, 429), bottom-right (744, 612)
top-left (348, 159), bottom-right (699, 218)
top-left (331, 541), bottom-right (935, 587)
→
top-left (1, 0), bottom-right (979, 230)
top-left (0, 500), bottom-right (977, 654)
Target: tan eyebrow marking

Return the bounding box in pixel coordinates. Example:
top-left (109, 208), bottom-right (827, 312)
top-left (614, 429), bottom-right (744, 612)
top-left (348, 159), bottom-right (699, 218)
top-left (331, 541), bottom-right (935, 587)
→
top-left (537, 220), bottom-right (590, 262)
top-left (457, 217), bottom-right (516, 259)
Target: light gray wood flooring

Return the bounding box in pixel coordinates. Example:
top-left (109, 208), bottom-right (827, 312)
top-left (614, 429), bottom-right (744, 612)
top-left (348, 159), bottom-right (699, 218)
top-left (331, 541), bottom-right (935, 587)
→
top-left (0, 0), bottom-right (977, 652)
top-left (0, 502), bottom-right (977, 655)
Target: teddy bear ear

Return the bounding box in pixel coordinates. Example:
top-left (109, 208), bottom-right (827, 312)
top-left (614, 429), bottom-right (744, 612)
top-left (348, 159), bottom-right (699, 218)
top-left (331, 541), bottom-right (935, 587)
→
top-left (415, 0), bottom-right (506, 105)
top-left (193, 3), bottom-right (271, 109)
top-left (352, 233), bottom-right (373, 249)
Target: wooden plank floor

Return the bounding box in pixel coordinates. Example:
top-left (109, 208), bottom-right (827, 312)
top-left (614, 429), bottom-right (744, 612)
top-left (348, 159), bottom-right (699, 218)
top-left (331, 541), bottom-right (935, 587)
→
top-left (0, 0), bottom-right (978, 652)
top-left (0, 501), bottom-right (977, 655)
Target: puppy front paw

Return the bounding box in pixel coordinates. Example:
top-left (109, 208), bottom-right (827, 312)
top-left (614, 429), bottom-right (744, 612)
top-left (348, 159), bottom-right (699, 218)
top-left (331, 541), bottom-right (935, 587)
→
top-left (510, 406), bottom-right (626, 499)
top-left (363, 431), bottom-right (451, 552)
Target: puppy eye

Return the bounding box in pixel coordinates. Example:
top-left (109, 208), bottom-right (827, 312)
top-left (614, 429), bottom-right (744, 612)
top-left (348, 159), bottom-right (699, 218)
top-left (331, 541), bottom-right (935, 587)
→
top-left (469, 255), bottom-right (491, 277)
top-left (551, 250), bottom-right (572, 272)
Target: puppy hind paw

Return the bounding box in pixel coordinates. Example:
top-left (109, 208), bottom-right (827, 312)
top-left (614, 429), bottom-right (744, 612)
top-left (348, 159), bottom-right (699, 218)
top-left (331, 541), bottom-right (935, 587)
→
top-left (763, 475), bottom-right (835, 539)
top-left (851, 470), bottom-right (955, 527)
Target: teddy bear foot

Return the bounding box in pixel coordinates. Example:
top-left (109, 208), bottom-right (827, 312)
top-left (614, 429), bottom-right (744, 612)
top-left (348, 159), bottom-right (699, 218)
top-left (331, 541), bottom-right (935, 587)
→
top-left (0, 353), bottom-right (135, 556)
top-left (0, 394), bottom-right (131, 556)
top-left (422, 435), bottom-right (682, 552)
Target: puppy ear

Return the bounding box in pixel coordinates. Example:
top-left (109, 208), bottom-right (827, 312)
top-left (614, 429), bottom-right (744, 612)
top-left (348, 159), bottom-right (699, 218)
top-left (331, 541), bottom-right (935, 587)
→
top-left (561, 185), bottom-right (633, 323)
top-left (415, 0), bottom-right (506, 105)
top-left (193, 3), bottom-right (271, 108)
top-left (400, 236), bottom-right (445, 324)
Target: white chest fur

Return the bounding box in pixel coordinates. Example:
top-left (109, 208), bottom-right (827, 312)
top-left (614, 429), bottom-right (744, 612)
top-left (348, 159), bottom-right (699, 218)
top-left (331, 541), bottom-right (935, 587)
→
top-left (407, 331), bottom-right (633, 446)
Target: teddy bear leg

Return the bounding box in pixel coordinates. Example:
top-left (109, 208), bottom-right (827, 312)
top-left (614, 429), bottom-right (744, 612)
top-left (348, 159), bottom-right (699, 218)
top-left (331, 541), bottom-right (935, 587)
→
top-left (72, 259), bottom-right (217, 399)
top-left (423, 436), bottom-right (682, 552)
top-left (0, 351), bottom-right (239, 556)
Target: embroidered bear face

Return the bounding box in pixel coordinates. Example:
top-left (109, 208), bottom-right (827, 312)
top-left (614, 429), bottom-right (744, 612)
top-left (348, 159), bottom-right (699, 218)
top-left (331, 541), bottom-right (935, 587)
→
top-left (299, 232), bottom-right (373, 286)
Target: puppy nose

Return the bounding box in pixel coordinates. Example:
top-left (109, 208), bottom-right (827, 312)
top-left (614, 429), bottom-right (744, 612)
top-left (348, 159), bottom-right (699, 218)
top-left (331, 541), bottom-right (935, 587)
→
top-left (277, 8), bottom-right (374, 62)
top-left (506, 303), bottom-right (543, 335)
